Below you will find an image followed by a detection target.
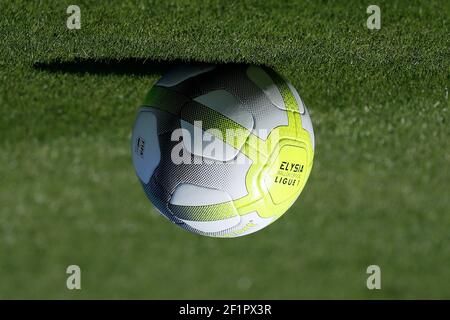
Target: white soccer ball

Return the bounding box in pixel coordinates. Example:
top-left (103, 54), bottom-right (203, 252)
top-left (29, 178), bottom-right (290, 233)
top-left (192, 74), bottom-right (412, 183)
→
top-left (132, 64), bottom-right (314, 237)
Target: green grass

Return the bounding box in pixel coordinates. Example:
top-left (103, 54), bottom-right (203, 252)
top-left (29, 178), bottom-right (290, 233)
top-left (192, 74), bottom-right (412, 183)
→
top-left (0, 0), bottom-right (449, 299)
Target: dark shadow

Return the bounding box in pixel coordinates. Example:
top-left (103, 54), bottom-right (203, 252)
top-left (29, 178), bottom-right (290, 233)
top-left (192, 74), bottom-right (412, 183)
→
top-left (33, 58), bottom-right (191, 77)
top-left (33, 58), bottom-right (264, 77)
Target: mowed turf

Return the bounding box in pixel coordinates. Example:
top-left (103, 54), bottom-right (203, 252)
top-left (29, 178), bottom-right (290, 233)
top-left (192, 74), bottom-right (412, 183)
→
top-left (0, 0), bottom-right (449, 299)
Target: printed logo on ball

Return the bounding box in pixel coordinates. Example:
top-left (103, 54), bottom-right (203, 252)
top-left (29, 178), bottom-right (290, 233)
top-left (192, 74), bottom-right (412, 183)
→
top-left (135, 136), bottom-right (145, 158)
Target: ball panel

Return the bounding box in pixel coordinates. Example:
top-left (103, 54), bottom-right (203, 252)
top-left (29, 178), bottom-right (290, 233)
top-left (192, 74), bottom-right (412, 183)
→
top-left (215, 211), bottom-right (274, 238)
top-left (179, 99), bottom-right (252, 161)
top-left (131, 110), bottom-right (161, 184)
top-left (179, 216), bottom-right (241, 234)
top-left (246, 65), bottom-right (285, 111)
top-left (193, 89), bottom-right (254, 131)
top-left (286, 81), bottom-right (305, 114)
top-left (180, 120), bottom-right (242, 162)
top-left (153, 132), bottom-right (252, 201)
top-left (168, 201), bottom-right (238, 222)
top-left (263, 144), bottom-right (309, 205)
top-left (170, 183), bottom-right (232, 206)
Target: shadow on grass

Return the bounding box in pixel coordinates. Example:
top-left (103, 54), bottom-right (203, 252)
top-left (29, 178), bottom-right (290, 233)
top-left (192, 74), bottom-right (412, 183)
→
top-left (33, 58), bottom-right (189, 77)
top-left (33, 58), bottom-right (262, 77)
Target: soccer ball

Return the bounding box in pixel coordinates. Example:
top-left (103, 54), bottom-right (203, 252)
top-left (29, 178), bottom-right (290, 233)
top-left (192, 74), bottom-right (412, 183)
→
top-left (132, 64), bottom-right (314, 237)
